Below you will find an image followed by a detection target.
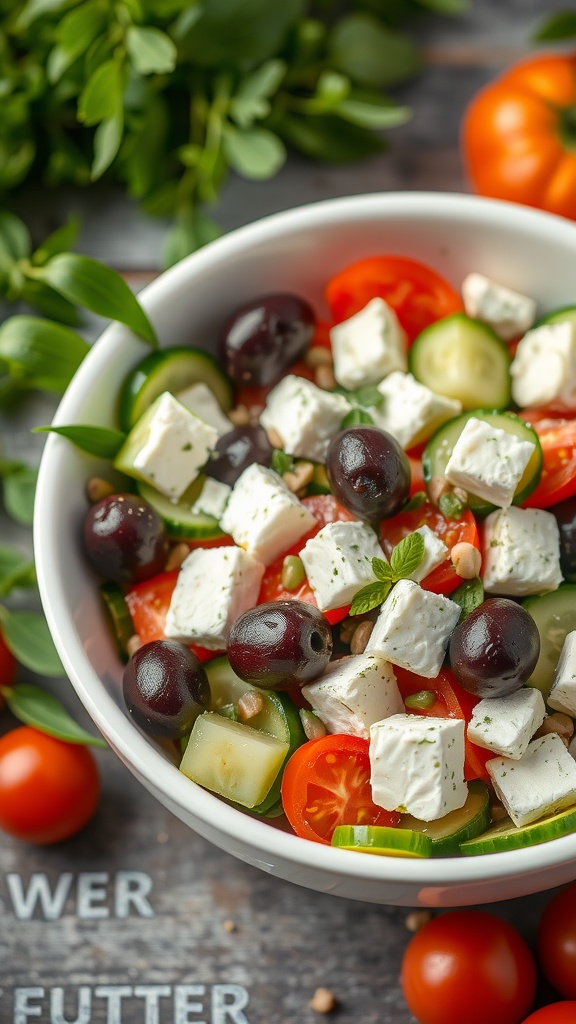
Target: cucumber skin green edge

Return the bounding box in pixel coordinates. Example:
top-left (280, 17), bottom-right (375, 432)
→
top-left (331, 825), bottom-right (433, 858)
top-left (459, 805), bottom-right (576, 855)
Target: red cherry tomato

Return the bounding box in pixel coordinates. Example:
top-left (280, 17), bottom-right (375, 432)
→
top-left (124, 571), bottom-right (215, 661)
top-left (520, 417), bottom-right (576, 509)
top-left (0, 727), bottom-right (100, 844)
top-left (537, 882), bottom-right (576, 999)
top-left (379, 501), bottom-right (480, 596)
top-left (401, 910), bottom-right (537, 1024)
top-left (281, 734), bottom-right (400, 845)
top-left (325, 255), bottom-right (463, 343)
top-left (521, 1006), bottom-right (576, 1024)
top-left (394, 666), bottom-right (493, 782)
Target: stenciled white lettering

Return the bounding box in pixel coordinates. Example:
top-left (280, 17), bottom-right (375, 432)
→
top-left (115, 871), bottom-right (154, 919)
top-left (212, 985), bottom-right (250, 1024)
top-left (50, 986), bottom-right (92, 1024)
top-left (13, 988), bottom-right (43, 1023)
top-left (5, 871), bottom-right (155, 920)
top-left (174, 984), bottom-right (206, 1024)
top-left (133, 986), bottom-right (171, 1024)
top-left (93, 986), bottom-right (132, 1024)
top-left (10, 984), bottom-right (252, 1023)
top-left (7, 874), bottom-right (73, 921)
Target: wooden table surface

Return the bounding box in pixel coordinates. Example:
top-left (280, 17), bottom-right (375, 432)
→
top-left (1, 2), bottom-right (571, 1021)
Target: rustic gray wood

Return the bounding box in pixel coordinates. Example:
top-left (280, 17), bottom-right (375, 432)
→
top-left (0, 2), bottom-right (570, 1020)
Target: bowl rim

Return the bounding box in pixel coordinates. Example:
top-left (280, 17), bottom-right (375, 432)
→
top-left (34, 190), bottom-right (576, 886)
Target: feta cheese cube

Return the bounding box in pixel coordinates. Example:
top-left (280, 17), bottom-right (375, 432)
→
top-left (467, 688), bottom-right (546, 760)
top-left (371, 372), bottom-right (461, 449)
top-left (511, 321), bottom-right (576, 410)
top-left (365, 579), bottom-right (461, 679)
top-left (259, 375), bottom-right (351, 462)
top-left (129, 392), bottom-right (218, 499)
top-left (300, 520), bottom-right (385, 612)
top-left (370, 714), bottom-right (467, 820)
top-left (444, 417), bottom-right (535, 508)
top-left (487, 733), bottom-right (576, 827)
top-left (482, 506), bottom-right (563, 597)
top-left (220, 463), bottom-right (316, 566)
top-left (176, 382), bottom-right (232, 438)
top-left (190, 478), bottom-right (231, 520)
top-left (302, 654), bottom-right (403, 739)
top-left (165, 546), bottom-right (264, 649)
top-left (548, 631), bottom-right (576, 716)
top-left (461, 273), bottom-right (536, 341)
top-left (410, 525), bottom-right (450, 583)
top-left (329, 298), bottom-right (407, 390)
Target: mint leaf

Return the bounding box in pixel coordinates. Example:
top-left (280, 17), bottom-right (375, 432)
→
top-left (451, 577), bottom-right (484, 623)
top-left (372, 556), bottom-right (393, 582)
top-left (3, 684), bottom-right (107, 747)
top-left (270, 449), bottom-right (294, 476)
top-left (34, 424), bottom-right (126, 459)
top-left (341, 408), bottom-right (373, 428)
top-left (350, 580), bottom-right (391, 616)
top-left (390, 531), bottom-right (425, 579)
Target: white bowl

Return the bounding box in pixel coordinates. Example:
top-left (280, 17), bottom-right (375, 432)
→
top-left (35, 192), bottom-right (576, 907)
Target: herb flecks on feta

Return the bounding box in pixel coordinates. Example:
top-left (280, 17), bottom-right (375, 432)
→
top-left (329, 297), bottom-right (407, 390)
top-left (365, 579), bottom-right (461, 678)
top-left (302, 654), bottom-right (403, 739)
top-left (548, 631), bottom-right (576, 717)
top-left (260, 375), bottom-right (351, 463)
top-left (467, 688), bottom-right (546, 760)
top-left (190, 478), bottom-right (231, 520)
top-left (481, 506), bottom-right (563, 597)
top-left (176, 382), bottom-right (233, 438)
top-left (371, 371), bottom-right (461, 450)
top-left (487, 733), bottom-right (576, 827)
top-left (300, 520), bottom-right (386, 612)
top-left (445, 416), bottom-right (535, 509)
top-left (511, 321), bottom-right (576, 410)
top-left (461, 273), bottom-right (536, 341)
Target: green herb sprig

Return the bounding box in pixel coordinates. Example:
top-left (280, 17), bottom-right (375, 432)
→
top-left (350, 530), bottom-right (425, 615)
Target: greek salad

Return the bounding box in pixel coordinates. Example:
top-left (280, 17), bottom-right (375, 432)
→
top-left (77, 254), bottom-right (576, 859)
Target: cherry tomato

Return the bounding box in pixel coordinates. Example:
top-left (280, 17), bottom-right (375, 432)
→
top-left (462, 54), bottom-right (576, 220)
top-left (401, 910), bottom-right (537, 1024)
top-left (258, 495), bottom-right (358, 625)
top-left (395, 666), bottom-right (493, 783)
top-left (124, 571), bottom-right (215, 661)
top-left (521, 1006), bottom-right (576, 1024)
top-left (537, 882), bottom-right (576, 999)
top-left (0, 726), bottom-right (100, 844)
top-left (520, 418), bottom-right (576, 509)
top-left (325, 255), bottom-right (463, 343)
top-left (281, 734), bottom-right (400, 845)
top-left (379, 501), bottom-right (480, 596)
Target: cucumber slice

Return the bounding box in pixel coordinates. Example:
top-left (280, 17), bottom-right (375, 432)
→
top-left (399, 780), bottom-right (490, 856)
top-left (307, 463), bottom-right (331, 496)
top-left (409, 314), bottom-right (511, 410)
top-left (136, 479), bottom-right (224, 540)
top-left (460, 804), bottom-right (576, 855)
top-left (331, 825), bottom-right (432, 858)
top-left (535, 305), bottom-right (576, 331)
top-left (99, 581), bottom-right (134, 662)
top-left (180, 712), bottom-right (289, 808)
top-left (422, 410), bottom-right (543, 516)
top-left (522, 585), bottom-right (576, 698)
top-left (206, 657), bottom-right (306, 816)
top-left (119, 347), bottom-right (233, 432)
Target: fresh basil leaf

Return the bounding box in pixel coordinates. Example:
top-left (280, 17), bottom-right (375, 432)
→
top-left (350, 580), bottom-right (391, 616)
top-left (32, 215), bottom-right (81, 265)
top-left (390, 531), bottom-right (425, 579)
top-left (0, 609), bottom-right (64, 677)
top-left (223, 126), bottom-right (286, 180)
top-left (235, 59), bottom-right (286, 103)
top-left (0, 212), bottom-right (31, 265)
top-left (329, 14), bottom-right (422, 89)
top-left (4, 684), bottom-right (107, 747)
top-left (2, 466), bottom-right (37, 525)
top-left (180, 0), bottom-right (304, 66)
top-left (532, 10), bottom-right (576, 41)
top-left (451, 577), bottom-right (484, 623)
top-left (34, 424), bottom-right (126, 458)
top-left (91, 108), bottom-right (124, 181)
top-left (78, 60), bottom-right (123, 127)
top-left (0, 315), bottom-right (89, 390)
top-left (270, 449), bottom-right (294, 476)
top-left (32, 255), bottom-right (157, 346)
top-left (20, 280), bottom-right (80, 326)
top-left (274, 113), bottom-right (384, 163)
top-left (161, 209), bottom-right (221, 268)
top-left (337, 99), bottom-right (411, 131)
top-left (341, 408), bottom-right (374, 428)
top-left (372, 556), bottom-right (393, 582)
top-left (0, 547), bottom-right (36, 598)
top-left (47, 1), bottom-right (108, 84)
top-left (126, 26), bottom-right (177, 76)
top-left (0, 141), bottom-right (36, 192)
top-left (15, 0), bottom-right (70, 29)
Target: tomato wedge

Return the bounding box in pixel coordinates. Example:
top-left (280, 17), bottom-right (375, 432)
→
top-left (325, 255), bottom-right (463, 343)
top-left (395, 667), bottom-right (492, 783)
top-left (258, 495), bottom-right (358, 625)
top-left (379, 502), bottom-right (480, 596)
top-left (281, 734), bottom-right (401, 844)
top-left (124, 571), bottom-right (216, 662)
top-left (520, 416), bottom-right (576, 508)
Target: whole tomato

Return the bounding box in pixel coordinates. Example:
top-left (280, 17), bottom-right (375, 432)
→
top-left (462, 54), bottom-right (576, 220)
top-left (537, 883), bottom-right (576, 998)
top-left (401, 909), bottom-right (537, 1024)
top-left (0, 726), bottom-right (100, 844)
top-left (522, 1006), bottom-right (576, 1024)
